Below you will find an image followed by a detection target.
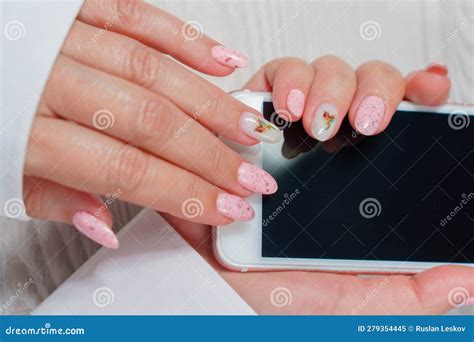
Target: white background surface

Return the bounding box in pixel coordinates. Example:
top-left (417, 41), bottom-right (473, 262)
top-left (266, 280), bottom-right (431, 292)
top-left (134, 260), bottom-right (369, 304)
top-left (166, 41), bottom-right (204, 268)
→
top-left (1, 0), bottom-right (473, 315)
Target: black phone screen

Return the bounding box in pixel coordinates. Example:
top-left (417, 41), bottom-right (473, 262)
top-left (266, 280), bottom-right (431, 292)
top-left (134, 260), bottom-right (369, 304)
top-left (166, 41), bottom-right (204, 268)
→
top-left (261, 102), bottom-right (473, 263)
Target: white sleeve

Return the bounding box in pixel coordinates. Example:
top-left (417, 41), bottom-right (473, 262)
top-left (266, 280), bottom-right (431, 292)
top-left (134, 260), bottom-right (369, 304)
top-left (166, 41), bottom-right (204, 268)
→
top-left (1, 0), bottom-right (83, 220)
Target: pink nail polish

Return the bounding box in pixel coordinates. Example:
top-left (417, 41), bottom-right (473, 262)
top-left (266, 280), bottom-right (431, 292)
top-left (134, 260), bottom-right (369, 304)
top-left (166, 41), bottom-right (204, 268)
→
top-left (467, 297), bottom-right (474, 306)
top-left (237, 162), bottom-right (277, 194)
top-left (211, 45), bottom-right (249, 68)
top-left (72, 211), bottom-right (119, 249)
top-left (216, 193), bottom-right (255, 221)
top-left (425, 62), bottom-right (448, 76)
top-left (355, 96), bottom-right (385, 135)
top-left (287, 89), bottom-right (305, 117)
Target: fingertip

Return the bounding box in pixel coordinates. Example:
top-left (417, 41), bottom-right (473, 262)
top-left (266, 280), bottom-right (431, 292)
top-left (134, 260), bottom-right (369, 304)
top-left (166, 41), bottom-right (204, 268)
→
top-left (405, 70), bottom-right (451, 106)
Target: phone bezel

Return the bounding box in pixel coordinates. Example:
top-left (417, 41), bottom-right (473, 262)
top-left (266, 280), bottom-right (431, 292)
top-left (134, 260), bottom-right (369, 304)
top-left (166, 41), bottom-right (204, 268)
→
top-left (214, 91), bottom-right (474, 273)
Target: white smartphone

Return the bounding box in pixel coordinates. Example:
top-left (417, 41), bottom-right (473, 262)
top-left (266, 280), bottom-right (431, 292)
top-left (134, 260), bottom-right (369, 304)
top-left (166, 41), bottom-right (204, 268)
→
top-left (213, 91), bottom-right (474, 274)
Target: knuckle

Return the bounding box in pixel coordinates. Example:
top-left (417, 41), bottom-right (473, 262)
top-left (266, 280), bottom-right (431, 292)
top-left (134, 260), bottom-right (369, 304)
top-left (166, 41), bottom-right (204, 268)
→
top-left (203, 90), bottom-right (225, 119)
top-left (358, 61), bottom-right (400, 78)
top-left (133, 99), bottom-right (174, 146)
top-left (127, 44), bottom-right (162, 88)
top-left (116, 0), bottom-right (143, 26)
top-left (181, 176), bottom-right (205, 204)
top-left (313, 54), bottom-right (345, 68)
top-left (207, 141), bottom-right (231, 182)
top-left (109, 146), bottom-right (150, 192)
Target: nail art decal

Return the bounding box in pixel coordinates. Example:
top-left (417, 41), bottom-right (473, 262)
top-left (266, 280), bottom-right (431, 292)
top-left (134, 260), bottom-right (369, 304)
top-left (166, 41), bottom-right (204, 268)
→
top-left (237, 162), bottom-right (278, 194)
top-left (216, 193), bottom-right (255, 221)
top-left (211, 45), bottom-right (249, 68)
top-left (72, 211), bottom-right (119, 249)
top-left (287, 89), bottom-right (305, 117)
top-left (240, 112), bottom-right (283, 143)
top-left (311, 103), bottom-right (338, 141)
top-left (355, 95), bottom-right (385, 135)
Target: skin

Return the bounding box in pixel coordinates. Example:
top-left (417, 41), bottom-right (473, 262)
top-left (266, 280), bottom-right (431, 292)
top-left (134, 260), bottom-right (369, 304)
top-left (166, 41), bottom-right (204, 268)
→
top-left (23, 0), bottom-right (470, 314)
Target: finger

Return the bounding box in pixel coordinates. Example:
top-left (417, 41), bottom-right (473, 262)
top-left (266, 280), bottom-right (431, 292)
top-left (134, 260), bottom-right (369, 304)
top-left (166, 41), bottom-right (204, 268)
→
top-left (302, 55), bottom-right (356, 141)
top-left (256, 58), bottom-right (314, 120)
top-left (26, 117), bottom-right (254, 225)
top-left (45, 55), bottom-right (277, 197)
top-left (349, 61), bottom-right (405, 136)
top-left (347, 266), bottom-right (474, 314)
top-left (61, 21), bottom-right (279, 145)
top-left (77, 0), bottom-right (248, 75)
top-left (405, 63), bottom-right (451, 106)
top-left (23, 176), bottom-right (118, 249)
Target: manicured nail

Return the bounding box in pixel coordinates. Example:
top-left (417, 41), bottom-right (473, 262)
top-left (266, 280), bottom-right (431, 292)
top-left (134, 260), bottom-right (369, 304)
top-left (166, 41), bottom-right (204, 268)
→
top-left (216, 193), bottom-right (255, 221)
top-left (467, 297), bottom-right (474, 306)
top-left (425, 62), bottom-right (448, 76)
top-left (237, 162), bottom-right (277, 194)
top-left (287, 89), bottom-right (305, 117)
top-left (355, 96), bottom-right (385, 135)
top-left (211, 45), bottom-right (249, 68)
top-left (72, 211), bottom-right (119, 249)
top-left (311, 103), bottom-right (338, 141)
top-left (240, 112), bottom-right (283, 143)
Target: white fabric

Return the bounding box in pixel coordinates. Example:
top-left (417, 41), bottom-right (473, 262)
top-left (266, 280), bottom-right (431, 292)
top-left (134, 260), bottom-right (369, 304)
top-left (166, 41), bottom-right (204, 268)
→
top-left (32, 209), bottom-right (255, 315)
top-left (0, 0), bottom-right (472, 315)
top-left (1, 0), bottom-right (83, 220)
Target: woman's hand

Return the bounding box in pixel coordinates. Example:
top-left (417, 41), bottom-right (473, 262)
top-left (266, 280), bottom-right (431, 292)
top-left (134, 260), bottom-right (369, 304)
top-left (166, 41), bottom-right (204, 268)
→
top-left (245, 56), bottom-right (450, 140)
top-left (23, 0), bottom-right (282, 248)
top-left (166, 215), bottom-right (474, 315)
top-left (163, 58), bottom-right (471, 315)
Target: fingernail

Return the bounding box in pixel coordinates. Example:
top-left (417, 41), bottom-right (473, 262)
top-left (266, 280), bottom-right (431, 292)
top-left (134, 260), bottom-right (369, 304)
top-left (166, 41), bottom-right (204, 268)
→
top-left (467, 297), bottom-right (474, 306)
top-left (355, 95), bottom-right (385, 135)
top-left (240, 112), bottom-right (283, 143)
top-left (425, 62), bottom-right (448, 76)
top-left (311, 103), bottom-right (338, 141)
top-left (287, 89), bottom-right (305, 117)
top-left (211, 45), bottom-right (249, 68)
top-left (216, 193), bottom-right (255, 221)
top-left (237, 162), bottom-right (277, 194)
top-left (72, 211), bottom-right (119, 249)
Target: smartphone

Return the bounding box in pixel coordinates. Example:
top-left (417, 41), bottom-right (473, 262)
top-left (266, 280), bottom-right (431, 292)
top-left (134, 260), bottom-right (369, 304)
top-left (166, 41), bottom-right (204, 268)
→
top-left (213, 91), bottom-right (474, 274)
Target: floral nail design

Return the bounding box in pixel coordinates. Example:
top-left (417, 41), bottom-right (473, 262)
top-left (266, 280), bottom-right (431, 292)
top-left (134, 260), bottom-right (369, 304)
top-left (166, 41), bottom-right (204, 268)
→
top-left (255, 117), bottom-right (277, 133)
top-left (311, 103), bottom-right (338, 141)
top-left (239, 112), bottom-right (283, 143)
top-left (323, 111), bottom-right (336, 131)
